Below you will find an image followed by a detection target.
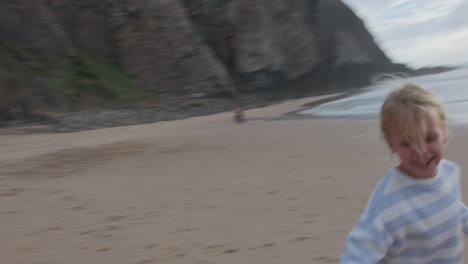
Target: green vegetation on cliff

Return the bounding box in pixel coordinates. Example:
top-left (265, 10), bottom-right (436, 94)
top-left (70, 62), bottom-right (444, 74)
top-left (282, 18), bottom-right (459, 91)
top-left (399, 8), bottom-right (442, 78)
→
top-left (0, 38), bottom-right (152, 113)
top-left (54, 52), bottom-right (150, 102)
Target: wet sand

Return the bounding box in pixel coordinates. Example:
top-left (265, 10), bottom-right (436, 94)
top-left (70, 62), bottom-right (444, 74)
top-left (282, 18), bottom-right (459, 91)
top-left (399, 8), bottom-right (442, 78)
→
top-left (2, 94), bottom-right (468, 264)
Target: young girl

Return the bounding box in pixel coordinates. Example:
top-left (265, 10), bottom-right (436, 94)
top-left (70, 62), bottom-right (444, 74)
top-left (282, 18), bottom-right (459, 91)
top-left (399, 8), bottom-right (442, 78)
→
top-left (340, 83), bottom-right (468, 263)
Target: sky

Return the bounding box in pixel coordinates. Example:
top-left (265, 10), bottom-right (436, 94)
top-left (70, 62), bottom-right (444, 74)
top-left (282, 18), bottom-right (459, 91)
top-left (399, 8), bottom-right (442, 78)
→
top-left (341, 0), bottom-right (468, 68)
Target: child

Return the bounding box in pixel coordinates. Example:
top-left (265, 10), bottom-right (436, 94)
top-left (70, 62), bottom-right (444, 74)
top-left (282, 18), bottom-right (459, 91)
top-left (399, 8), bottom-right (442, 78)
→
top-left (340, 83), bottom-right (468, 263)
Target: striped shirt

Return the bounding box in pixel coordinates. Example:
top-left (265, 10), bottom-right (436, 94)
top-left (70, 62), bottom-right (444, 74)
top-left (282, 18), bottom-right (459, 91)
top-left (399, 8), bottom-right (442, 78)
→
top-left (341, 159), bottom-right (468, 264)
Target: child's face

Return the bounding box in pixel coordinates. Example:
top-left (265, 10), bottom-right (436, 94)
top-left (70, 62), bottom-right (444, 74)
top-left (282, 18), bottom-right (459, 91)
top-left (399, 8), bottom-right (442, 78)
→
top-left (387, 114), bottom-right (448, 179)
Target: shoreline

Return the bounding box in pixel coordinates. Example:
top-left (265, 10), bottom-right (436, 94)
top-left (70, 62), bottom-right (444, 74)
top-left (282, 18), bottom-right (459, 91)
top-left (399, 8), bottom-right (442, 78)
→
top-left (279, 87), bottom-right (375, 121)
top-left (0, 81), bottom-right (375, 135)
top-left (3, 81), bottom-right (468, 136)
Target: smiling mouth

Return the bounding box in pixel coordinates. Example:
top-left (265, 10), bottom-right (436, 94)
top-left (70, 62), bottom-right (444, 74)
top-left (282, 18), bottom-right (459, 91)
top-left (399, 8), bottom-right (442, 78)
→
top-left (417, 157), bottom-right (435, 168)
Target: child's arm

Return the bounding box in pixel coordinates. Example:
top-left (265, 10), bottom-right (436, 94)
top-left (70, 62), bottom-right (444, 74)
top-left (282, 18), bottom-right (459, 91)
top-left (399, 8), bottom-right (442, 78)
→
top-left (340, 217), bottom-right (391, 264)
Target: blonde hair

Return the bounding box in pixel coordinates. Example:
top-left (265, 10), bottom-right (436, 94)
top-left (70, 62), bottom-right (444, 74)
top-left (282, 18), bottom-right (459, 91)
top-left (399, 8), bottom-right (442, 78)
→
top-left (380, 83), bottom-right (446, 155)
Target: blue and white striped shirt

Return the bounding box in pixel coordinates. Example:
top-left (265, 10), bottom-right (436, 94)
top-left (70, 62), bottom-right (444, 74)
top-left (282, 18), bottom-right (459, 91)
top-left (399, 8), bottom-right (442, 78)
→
top-left (341, 159), bottom-right (468, 264)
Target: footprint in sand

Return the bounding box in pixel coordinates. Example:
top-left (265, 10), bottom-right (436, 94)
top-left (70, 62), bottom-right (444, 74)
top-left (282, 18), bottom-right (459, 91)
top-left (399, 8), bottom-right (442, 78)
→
top-left (174, 253), bottom-right (188, 258)
top-left (96, 247), bottom-right (112, 252)
top-left (44, 189), bottom-right (66, 195)
top-left (71, 206), bottom-right (86, 211)
top-left (205, 244), bottom-right (225, 250)
top-left (60, 196), bottom-right (75, 201)
top-left (315, 256), bottom-right (339, 263)
top-left (289, 236), bottom-right (319, 243)
top-left (78, 225), bottom-right (121, 235)
top-left (289, 154), bottom-right (302, 159)
top-left (246, 243), bottom-right (276, 250)
top-left (260, 243), bottom-right (276, 248)
top-left (170, 227), bottom-right (199, 233)
top-left (144, 244), bottom-right (159, 249)
top-left (135, 260), bottom-right (155, 264)
top-left (223, 248), bottom-right (240, 254)
top-left (106, 215), bottom-right (129, 222)
top-left (26, 226), bottom-right (63, 237)
top-left (290, 179), bottom-right (303, 184)
top-left (0, 187), bottom-right (25, 196)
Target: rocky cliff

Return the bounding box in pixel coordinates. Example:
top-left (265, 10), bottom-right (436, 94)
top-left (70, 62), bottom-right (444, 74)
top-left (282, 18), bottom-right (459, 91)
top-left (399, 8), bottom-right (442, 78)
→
top-left (0, 0), bottom-right (406, 128)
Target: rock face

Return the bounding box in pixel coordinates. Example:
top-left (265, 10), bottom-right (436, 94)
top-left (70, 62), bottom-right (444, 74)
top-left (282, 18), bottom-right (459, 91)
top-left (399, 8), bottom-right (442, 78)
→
top-left (0, 49), bottom-right (32, 123)
top-left (0, 0), bottom-right (404, 122)
top-left (46, 0), bottom-right (234, 96)
top-left (182, 0), bottom-right (324, 91)
top-left (47, 0), bottom-right (116, 60)
top-left (0, 0), bottom-right (75, 56)
top-left (316, 0), bottom-right (406, 86)
top-left (184, 0), bottom-right (401, 91)
top-left (231, 0), bottom-right (322, 79)
top-left (114, 0), bottom-right (233, 95)
top-left (319, 0), bottom-right (391, 67)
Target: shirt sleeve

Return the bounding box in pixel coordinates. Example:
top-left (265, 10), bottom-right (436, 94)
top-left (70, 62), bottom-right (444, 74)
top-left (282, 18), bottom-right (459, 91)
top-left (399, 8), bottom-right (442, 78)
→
top-left (340, 216), bottom-right (392, 264)
top-left (460, 202), bottom-right (468, 236)
top-left (454, 162), bottom-right (468, 236)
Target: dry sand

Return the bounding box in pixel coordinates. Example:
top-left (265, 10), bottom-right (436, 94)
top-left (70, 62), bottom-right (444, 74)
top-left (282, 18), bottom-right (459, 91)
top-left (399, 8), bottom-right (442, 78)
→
top-left (2, 94), bottom-right (468, 264)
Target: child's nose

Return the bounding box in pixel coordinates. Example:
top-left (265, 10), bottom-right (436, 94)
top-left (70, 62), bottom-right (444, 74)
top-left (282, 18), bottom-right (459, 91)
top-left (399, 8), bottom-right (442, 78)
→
top-left (415, 144), bottom-right (430, 160)
top-left (420, 143), bottom-right (429, 153)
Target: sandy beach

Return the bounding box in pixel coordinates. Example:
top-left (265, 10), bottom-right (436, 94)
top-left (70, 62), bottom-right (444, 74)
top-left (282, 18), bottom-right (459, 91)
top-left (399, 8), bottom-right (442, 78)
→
top-left (2, 94), bottom-right (468, 264)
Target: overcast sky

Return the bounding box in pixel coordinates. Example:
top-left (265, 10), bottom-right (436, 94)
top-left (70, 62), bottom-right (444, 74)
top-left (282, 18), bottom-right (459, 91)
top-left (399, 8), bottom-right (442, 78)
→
top-left (341, 0), bottom-right (468, 68)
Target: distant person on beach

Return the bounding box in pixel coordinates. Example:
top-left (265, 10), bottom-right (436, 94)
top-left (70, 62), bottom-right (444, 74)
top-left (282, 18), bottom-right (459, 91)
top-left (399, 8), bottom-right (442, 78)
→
top-left (233, 104), bottom-right (246, 123)
top-left (340, 83), bottom-right (468, 263)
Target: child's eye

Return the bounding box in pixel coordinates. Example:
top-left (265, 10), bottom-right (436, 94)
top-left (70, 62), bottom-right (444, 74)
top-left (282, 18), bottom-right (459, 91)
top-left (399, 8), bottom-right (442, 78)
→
top-left (400, 141), bottom-right (410, 148)
top-left (426, 135), bottom-right (439, 143)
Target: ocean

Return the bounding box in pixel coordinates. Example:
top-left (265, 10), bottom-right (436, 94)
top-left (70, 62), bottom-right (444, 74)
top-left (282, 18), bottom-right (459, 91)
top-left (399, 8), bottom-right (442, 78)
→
top-left (300, 67), bottom-right (468, 124)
